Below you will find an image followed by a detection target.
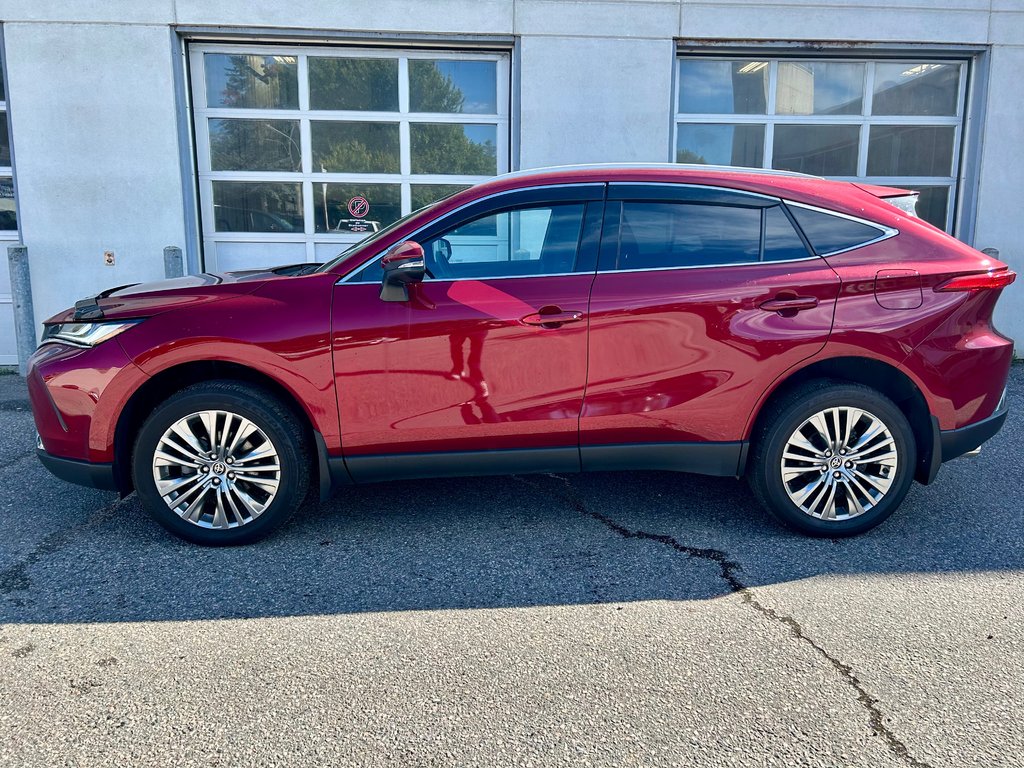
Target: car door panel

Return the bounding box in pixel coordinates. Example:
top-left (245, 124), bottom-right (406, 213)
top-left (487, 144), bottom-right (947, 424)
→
top-left (331, 193), bottom-right (603, 477)
top-left (580, 192), bottom-right (841, 454)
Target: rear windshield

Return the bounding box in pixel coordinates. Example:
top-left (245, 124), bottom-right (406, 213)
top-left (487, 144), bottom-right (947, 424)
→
top-left (787, 204), bottom-right (886, 256)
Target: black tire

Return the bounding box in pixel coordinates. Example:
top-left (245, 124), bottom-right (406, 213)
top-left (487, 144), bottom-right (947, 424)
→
top-left (132, 380), bottom-right (310, 546)
top-left (748, 379), bottom-right (916, 537)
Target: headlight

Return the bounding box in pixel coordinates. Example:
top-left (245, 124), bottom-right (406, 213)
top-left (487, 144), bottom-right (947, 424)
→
top-left (41, 321), bottom-right (140, 348)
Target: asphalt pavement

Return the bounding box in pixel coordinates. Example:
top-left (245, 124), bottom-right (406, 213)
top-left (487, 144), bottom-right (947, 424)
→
top-left (1, 367), bottom-right (1021, 767)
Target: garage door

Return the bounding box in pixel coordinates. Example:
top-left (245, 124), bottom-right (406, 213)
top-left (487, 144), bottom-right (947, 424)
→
top-left (189, 43), bottom-right (511, 273)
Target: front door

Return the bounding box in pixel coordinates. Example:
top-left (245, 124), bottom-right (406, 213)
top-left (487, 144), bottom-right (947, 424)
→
top-left (580, 183), bottom-right (841, 474)
top-left (332, 186), bottom-right (604, 481)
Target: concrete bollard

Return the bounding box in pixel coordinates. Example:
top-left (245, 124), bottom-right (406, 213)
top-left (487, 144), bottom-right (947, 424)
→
top-left (163, 245), bottom-right (184, 279)
top-left (7, 244), bottom-right (36, 376)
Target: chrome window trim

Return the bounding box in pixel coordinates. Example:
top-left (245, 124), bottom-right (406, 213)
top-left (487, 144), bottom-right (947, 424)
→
top-left (336, 271), bottom-right (587, 285)
top-left (595, 254), bottom-right (825, 276)
top-left (784, 200), bottom-right (899, 257)
top-left (335, 182), bottom-right (605, 284)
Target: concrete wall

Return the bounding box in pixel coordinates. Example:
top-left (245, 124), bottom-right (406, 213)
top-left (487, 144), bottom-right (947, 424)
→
top-left (0, 0), bottom-right (1020, 347)
top-left (3, 20), bottom-right (186, 327)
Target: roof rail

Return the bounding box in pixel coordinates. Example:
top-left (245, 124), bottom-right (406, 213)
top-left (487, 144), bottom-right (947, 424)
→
top-left (493, 162), bottom-right (821, 180)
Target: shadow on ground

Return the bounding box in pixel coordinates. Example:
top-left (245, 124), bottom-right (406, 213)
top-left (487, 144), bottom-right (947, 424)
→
top-left (1, 369), bottom-right (1021, 624)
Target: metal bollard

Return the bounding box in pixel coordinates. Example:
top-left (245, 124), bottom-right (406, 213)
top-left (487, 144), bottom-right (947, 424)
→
top-left (163, 245), bottom-right (184, 279)
top-left (7, 244), bottom-right (36, 376)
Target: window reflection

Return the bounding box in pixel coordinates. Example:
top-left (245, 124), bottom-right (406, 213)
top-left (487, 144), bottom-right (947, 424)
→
top-left (204, 54), bottom-right (298, 109)
top-left (313, 183), bottom-right (401, 234)
top-left (678, 60), bottom-right (768, 114)
top-left (873, 63), bottom-right (959, 116)
top-left (776, 62), bottom-right (864, 115)
top-left (410, 123), bottom-right (497, 175)
top-left (212, 182), bottom-right (303, 233)
top-left (773, 124), bottom-right (860, 176)
top-left (867, 125), bottom-right (955, 177)
top-left (411, 184), bottom-right (471, 210)
top-left (0, 178), bottom-right (16, 231)
top-left (311, 121), bottom-right (400, 174)
top-left (209, 119), bottom-right (301, 172)
top-left (676, 123), bottom-right (764, 167)
top-left (410, 60), bottom-right (498, 113)
top-left (308, 58), bottom-right (399, 112)
top-left (0, 121), bottom-right (9, 167)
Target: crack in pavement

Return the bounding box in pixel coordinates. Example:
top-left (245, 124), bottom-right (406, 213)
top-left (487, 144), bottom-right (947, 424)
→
top-left (0, 497), bottom-right (126, 597)
top-left (514, 473), bottom-right (933, 768)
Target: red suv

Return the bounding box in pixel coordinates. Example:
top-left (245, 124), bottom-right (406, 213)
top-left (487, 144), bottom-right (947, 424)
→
top-left (28, 165), bottom-right (1015, 545)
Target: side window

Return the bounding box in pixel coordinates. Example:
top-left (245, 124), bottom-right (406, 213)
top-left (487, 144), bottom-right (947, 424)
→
top-left (423, 203), bottom-right (585, 279)
top-left (787, 204), bottom-right (885, 255)
top-left (612, 202), bottom-right (761, 270)
top-left (763, 205), bottom-right (811, 262)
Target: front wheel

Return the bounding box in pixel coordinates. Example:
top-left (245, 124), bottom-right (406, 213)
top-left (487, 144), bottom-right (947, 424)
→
top-left (132, 381), bottom-right (310, 546)
top-left (748, 380), bottom-right (916, 537)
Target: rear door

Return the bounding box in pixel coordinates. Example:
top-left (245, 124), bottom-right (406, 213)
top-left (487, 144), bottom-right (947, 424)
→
top-left (580, 183), bottom-right (841, 472)
top-left (332, 184), bottom-right (604, 481)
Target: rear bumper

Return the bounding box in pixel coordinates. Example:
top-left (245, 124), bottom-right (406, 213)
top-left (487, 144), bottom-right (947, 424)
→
top-left (940, 398), bottom-right (1008, 462)
top-left (36, 448), bottom-right (118, 491)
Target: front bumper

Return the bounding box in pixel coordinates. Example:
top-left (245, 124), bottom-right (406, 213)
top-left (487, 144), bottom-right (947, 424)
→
top-left (36, 448), bottom-right (118, 491)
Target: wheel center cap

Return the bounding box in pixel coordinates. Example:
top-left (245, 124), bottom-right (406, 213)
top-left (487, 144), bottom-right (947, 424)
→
top-left (829, 456), bottom-right (843, 469)
top-left (212, 462), bottom-right (226, 475)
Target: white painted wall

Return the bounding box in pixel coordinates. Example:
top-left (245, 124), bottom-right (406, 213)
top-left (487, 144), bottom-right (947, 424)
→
top-left (0, 0), bottom-right (1020, 349)
top-left (3, 21), bottom-right (187, 328)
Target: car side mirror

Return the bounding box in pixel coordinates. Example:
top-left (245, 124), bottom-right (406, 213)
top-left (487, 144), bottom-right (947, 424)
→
top-left (380, 241), bottom-right (426, 302)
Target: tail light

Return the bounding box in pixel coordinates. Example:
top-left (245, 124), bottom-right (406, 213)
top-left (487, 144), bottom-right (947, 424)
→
top-left (934, 269), bottom-right (1017, 292)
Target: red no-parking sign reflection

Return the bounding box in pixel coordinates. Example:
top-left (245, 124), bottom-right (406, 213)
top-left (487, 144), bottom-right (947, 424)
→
top-left (347, 196), bottom-right (370, 218)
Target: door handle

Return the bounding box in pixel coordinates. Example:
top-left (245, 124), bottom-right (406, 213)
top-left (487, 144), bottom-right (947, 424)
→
top-left (520, 306), bottom-right (585, 328)
top-left (759, 295), bottom-right (819, 315)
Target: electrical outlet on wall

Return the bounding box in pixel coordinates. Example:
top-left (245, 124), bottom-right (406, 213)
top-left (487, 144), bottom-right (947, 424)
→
top-left (104, 251), bottom-right (115, 266)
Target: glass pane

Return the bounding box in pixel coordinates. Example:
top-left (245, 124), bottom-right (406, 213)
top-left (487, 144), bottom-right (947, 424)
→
top-left (410, 123), bottom-right (497, 175)
top-left (873, 63), bottom-right (960, 116)
top-left (0, 119), bottom-right (9, 167)
top-left (313, 183), bottom-right (401, 234)
top-left (867, 125), bottom-right (955, 177)
top-left (788, 205), bottom-right (882, 255)
top-left (209, 119), bottom-right (301, 172)
top-left (905, 186), bottom-right (950, 230)
top-left (311, 121), bottom-right (400, 174)
top-left (212, 182), bottom-right (303, 233)
top-left (763, 205), bottom-right (810, 262)
top-left (409, 60), bottom-right (498, 114)
top-left (0, 59), bottom-right (5, 101)
top-left (308, 57), bottom-right (399, 112)
top-left (0, 178), bottom-right (16, 231)
top-left (676, 123), bottom-right (764, 167)
top-left (423, 203), bottom-right (584, 278)
top-left (615, 203), bottom-right (761, 269)
top-left (411, 183), bottom-right (471, 210)
top-left (678, 60), bottom-right (768, 114)
top-left (776, 62), bottom-right (864, 115)
top-left (773, 124), bottom-right (859, 176)
top-left (204, 54), bottom-right (298, 109)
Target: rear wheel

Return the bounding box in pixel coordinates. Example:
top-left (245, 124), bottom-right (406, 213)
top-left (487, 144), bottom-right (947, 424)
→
top-left (132, 381), bottom-right (310, 546)
top-left (749, 380), bottom-right (916, 537)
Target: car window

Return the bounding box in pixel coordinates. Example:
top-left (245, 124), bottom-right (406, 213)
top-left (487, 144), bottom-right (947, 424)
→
top-left (787, 204), bottom-right (886, 255)
top-left (611, 202), bottom-right (761, 270)
top-left (350, 202), bottom-right (586, 282)
top-left (763, 205), bottom-right (811, 262)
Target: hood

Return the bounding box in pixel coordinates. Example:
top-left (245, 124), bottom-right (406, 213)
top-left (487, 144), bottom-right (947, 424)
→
top-left (45, 266), bottom-right (314, 324)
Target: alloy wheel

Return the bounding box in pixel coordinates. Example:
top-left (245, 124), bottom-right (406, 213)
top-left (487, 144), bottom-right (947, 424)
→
top-left (151, 409), bottom-right (281, 529)
top-left (780, 406), bottom-right (898, 521)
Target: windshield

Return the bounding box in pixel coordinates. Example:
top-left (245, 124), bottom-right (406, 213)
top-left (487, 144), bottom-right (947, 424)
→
top-left (315, 189), bottom-right (466, 274)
